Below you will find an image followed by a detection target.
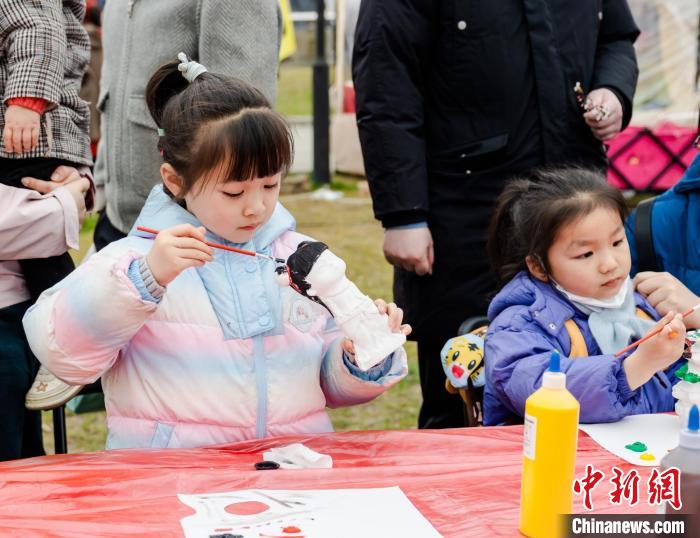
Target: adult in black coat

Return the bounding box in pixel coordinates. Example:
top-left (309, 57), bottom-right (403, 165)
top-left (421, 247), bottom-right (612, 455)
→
top-left (352, 0), bottom-right (640, 428)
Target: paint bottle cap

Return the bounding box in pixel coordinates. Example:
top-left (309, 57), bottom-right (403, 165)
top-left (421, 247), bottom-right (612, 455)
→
top-left (679, 405), bottom-right (700, 450)
top-left (542, 350), bottom-right (566, 389)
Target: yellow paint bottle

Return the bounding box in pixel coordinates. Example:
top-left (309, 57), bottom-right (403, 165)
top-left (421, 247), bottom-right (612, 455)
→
top-left (520, 350), bottom-right (580, 538)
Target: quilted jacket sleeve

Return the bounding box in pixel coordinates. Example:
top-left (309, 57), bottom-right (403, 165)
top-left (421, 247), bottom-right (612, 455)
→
top-left (351, 0), bottom-right (436, 227)
top-left (22, 243), bottom-right (159, 384)
top-left (0, 184), bottom-right (78, 259)
top-left (319, 318), bottom-right (408, 408)
top-left (485, 322), bottom-right (679, 424)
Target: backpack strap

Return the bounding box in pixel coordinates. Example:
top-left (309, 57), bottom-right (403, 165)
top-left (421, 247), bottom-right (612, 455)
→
top-left (635, 307), bottom-right (653, 321)
top-left (564, 308), bottom-right (653, 359)
top-left (564, 319), bottom-right (589, 358)
top-left (634, 197), bottom-right (659, 273)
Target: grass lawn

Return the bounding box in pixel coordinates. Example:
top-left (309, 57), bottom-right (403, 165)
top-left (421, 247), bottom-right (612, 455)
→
top-left (42, 190), bottom-right (422, 454)
top-left (277, 65), bottom-right (313, 116)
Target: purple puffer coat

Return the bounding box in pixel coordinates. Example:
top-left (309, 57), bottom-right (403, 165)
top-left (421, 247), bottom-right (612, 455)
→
top-left (484, 271), bottom-right (684, 425)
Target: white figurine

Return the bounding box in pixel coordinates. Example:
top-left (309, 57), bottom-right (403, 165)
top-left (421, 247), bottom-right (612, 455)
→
top-left (278, 241), bottom-right (406, 370)
top-left (674, 329), bottom-right (700, 426)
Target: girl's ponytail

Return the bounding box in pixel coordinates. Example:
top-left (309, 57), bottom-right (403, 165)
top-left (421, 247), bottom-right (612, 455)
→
top-left (145, 60), bottom-right (190, 128)
top-left (487, 179), bottom-right (531, 285)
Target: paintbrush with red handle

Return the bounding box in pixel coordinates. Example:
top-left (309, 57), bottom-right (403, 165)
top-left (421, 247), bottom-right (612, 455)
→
top-left (136, 226), bottom-right (286, 263)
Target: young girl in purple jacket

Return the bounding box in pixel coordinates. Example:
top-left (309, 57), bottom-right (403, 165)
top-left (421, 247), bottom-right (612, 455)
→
top-left (483, 168), bottom-right (692, 425)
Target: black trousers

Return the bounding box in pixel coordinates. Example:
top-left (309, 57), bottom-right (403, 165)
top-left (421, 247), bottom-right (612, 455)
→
top-left (0, 301), bottom-right (44, 461)
top-left (93, 210), bottom-right (126, 252)
top-left (0, 157), bottom-right (76, 302)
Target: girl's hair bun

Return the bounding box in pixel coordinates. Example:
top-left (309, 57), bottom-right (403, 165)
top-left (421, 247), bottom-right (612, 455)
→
top-left (145, 60), bottom-right (191, 127)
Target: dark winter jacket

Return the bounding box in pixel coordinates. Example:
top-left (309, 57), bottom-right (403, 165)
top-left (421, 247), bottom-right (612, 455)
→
top-left (353, 0), bottom-right (640, 227)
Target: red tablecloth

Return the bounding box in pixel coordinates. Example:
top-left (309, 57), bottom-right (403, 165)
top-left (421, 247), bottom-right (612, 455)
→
top-left (0, 427), bottom-right (655, 537)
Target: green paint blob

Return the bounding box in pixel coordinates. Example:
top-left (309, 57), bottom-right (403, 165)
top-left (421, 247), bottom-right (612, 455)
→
top-left (675, 363), bottom-right (700, 383)
top-left (625, 441), bottom-right (647, 453)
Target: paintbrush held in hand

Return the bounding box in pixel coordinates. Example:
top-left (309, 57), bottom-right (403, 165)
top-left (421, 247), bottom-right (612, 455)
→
top-left (136, 226), bottom-right (286, 264)
top-left (613, 304), bottom-right (700, 358)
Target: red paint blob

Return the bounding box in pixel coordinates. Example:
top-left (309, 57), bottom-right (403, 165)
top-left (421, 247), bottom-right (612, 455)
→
top-left (223, 501), bottom-right (270, 515)
top-left (283, 527), bottom-right (302, 534)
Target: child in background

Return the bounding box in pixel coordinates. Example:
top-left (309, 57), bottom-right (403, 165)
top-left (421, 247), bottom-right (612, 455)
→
top-left (0, 171), bottom-right (90, 461)
top-left (0, 0), bottom-right (93, 300)
top-left (23, 56), bottom-right (409, 449)
top-left (0, 0), bottom-right (93, 458)
top-left (483, 168), bottom-right (689, 426)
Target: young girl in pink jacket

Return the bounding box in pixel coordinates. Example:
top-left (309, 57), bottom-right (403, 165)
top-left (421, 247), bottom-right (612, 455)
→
top-left (23, 56), bottom-right (410, 449)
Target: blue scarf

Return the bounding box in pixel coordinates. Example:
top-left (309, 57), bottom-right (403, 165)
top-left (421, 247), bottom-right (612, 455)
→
top-left (557, 279), bottom-right (655, 355)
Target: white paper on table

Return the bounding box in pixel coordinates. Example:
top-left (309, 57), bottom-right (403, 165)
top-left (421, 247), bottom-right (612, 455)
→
top-left (579, 414), bottom-right (680, 466)
top-left (178, 486), bottom-right (441, 538)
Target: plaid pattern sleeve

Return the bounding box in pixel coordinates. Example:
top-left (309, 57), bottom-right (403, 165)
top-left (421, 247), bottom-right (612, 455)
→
top-left (1, 0), bottom-right (66, 106)
top-left (0, 0), bottom-right (91, 165)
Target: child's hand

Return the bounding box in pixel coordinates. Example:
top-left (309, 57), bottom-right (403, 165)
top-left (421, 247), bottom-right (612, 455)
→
top-left (341, 298), bottom-right (412, 359)
top-left (624, 312), bottom-right (686, 389)
top-left (145, 224), bottom-right (214, 286)
top-left (3, 105), bottom-right (40, 153)
top-left (634, 271), bottom-right (700, 328)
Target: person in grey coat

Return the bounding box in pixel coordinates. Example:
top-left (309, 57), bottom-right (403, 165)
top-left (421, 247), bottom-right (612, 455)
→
top-left (92, 0), bottom-right (282, 248)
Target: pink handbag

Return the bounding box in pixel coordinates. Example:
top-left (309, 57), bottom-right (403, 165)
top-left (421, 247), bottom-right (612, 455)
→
top-left (607, 122), bottom-right (698, 191)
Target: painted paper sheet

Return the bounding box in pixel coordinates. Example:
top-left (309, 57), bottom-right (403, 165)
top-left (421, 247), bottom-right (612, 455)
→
top-left (580, 414), bottom-right (680, 466)
top-left (179, 486), bottom-right (441, 538)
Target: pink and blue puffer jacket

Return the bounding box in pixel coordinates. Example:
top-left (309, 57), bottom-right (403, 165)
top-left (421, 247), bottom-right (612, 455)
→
top-left (23, 186), bottom-right (407, 449)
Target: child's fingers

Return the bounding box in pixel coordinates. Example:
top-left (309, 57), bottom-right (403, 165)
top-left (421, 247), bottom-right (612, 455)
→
top-left (385, 302), bottom-right (403, 331)
top-left (374, 298), bottom-right (388, 314)
top-left (22, 125), bottom-right (33, 153)
top-left (3, 125), bottom-right (13, 152)
top-left (655, 313), bottom-right (684, 340)
top-left (667, 314), bottom-right (686, 338)
top-left (176, 246), bottom-right (214, 265)
top-left (173, 236), bottom-right (214, 258)
top-left (175, 250), bottom-right (213, 271)
top-left (645, 311), bottom-right (675, 336)
top-left (11, 125), bottom-right (22, 154)
top-left (400, 323), bottom-right (412, 336)
top-left (166, 223), bottom-right (205, 240)
top-left (31, 125), bottom-right (39, 151)
top-left (341, 338), bottom-right (356, 357)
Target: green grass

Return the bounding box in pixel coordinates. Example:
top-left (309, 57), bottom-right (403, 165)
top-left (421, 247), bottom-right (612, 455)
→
top-left (45, 191), bottom-right (421, 454)
top-left (277, 66), bottom-right (312, 116)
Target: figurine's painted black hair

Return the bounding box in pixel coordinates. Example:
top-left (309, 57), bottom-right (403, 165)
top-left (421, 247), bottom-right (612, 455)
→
top-left (285, 241), bottom-right (330, 311)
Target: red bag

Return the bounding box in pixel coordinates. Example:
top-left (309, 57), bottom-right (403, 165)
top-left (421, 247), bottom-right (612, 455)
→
top-left (606, 122), bottom-right (698, 192)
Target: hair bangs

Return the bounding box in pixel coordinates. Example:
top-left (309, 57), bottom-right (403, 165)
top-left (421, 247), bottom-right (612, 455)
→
top-left (190, 109), bottom-right (293, 187)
